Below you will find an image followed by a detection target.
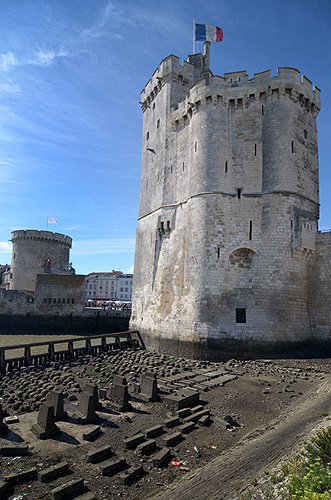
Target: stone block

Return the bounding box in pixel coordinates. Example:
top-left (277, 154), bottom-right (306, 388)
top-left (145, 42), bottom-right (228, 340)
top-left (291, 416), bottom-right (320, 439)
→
top-left (83, 426), bottom-right (101, 441)
top-left (110, 379), bottom-right (131, 411)
top-left (31, 402), bottom-right (60, 439)
top-left (87, 445), bottom-right (112, 463)
top-left (4, 415), bottom-right (19, 424)
top-left (163, 416), bottom-right (180, 428)
top-left (191, 405), bottom-right (204, 413)
top-left (51, 477), bottom-right (84, 500)
top-left (75, 392), bottom-right (98, 424)
top-left (0, 444), bottom-right (29, 456)
top-left (38, 462), bottom-right (69, 482)
top-left (183, 409), bottom-right (210, 424)
top-left (46, 391), bottom-right (67, 420)
top-left (140, 372), bottom-right (158, 401)
top-left (5, 467), bottom-right (38, 484)
top-left (119, 464), bottom-right (144, 485)
top-left (163, 431), bottom-right (183, 447)
top-left (179, 422), bottom-right (195, 434)
top-left (85, 383), bottom-right (101, 409)
top-left (162, 390), bottom-right (200, 410)
top-left (176, 408), bottom-right (191, 418)
top-left (145, 424), bottom-right (164, 438)
top-left (100, 457), bottom-right (127, 476)
top-left (152, 447), bottom-right (171, 467)
top-left (123, 433), bottom-right (145, 449)
top-left (0, 480), bottom-right (9, 495)
top-left (137, 439), bottom-right (157, 455)
top-left (0, 403), bottom-right (8, 434)
top-left (199, 414), bottom-right (211, 426)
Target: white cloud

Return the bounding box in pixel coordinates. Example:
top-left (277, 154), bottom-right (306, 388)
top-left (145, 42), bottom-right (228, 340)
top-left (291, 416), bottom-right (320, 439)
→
top-left (28, 49), bottom-right (68, 67)
top-left (0, 52), bottom-right (17, 71)
top-left (0, 241), bottom-right (11, 253)
top-left (126, 265), bottom-right (134, 274)
top-left (80, 1), bottom-right (117, 41)
top-left (0, 82), bottom-right (22, 94)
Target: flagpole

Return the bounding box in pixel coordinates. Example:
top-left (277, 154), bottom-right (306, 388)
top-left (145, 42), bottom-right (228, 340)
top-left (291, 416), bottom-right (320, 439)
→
top-left (193, 18), bottom-right (195, 54)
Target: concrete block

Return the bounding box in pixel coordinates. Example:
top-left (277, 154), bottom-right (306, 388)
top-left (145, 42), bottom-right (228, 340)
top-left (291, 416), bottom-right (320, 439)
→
top-left (163, 431), bottom-right (183, 446)
top-left (38, 462), bottom-right (69, 482)
top-left (0, 444), bottom-right (29, 456)
top-left (5, 467), bottom-right (38, 484)
top-left (123, 433), bottom-right (145, 449)
top-left (0, 480), bottom-right (9, 494)
top-left (51, 477), bottom-right (84, 500)
top-left (199, 415), bottom-right (211, 426)
top-left (145, 424), bottom-right (163, 438)
top-left (179, 422), bottom-right (195, 434)
top-left (100, 457), bottom-right (126, 476)
top-left (87, 444), bottom-right (112, 463)
top-left (119, 464), bottom-right (144, 485)
top-left (152, 447), bottom-right (171, 467)
top-left (163, 416), bottom-right (180, 428)
top-left (137, 439), bottom-right (157, 455)
top-left (176, 408), bottom-right (191, 418)
top-left (183, 409), bottom-right (210, 424)
top-left (83, 426), bottom-right (101, 441)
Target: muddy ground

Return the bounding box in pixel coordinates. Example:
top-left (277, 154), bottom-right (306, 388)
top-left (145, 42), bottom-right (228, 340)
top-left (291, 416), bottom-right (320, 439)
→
top-left (1, 348), bottom-right (331, 500)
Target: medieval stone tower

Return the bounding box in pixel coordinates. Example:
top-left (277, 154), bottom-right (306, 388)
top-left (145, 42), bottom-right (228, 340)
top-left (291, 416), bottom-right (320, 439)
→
top-left (130, 44), bottom-right (321, 359)
top-left (9, 229), bottom-right (73, 292)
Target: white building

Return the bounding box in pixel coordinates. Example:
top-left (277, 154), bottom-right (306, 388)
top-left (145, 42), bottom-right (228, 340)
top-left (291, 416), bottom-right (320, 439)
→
top-left (85, 271), bottom-right (133, 301)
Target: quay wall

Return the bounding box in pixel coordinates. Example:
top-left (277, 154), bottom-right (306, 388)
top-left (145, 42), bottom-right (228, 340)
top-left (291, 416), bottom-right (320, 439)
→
top-left (0, 310), bottom-right (130, 335)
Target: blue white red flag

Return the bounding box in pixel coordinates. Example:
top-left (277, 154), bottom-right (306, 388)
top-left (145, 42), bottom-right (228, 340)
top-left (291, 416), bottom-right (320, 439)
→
top-left (195, 23), bottom-right (223, 42)
top-left (48, 217), bottom-right (58, 223)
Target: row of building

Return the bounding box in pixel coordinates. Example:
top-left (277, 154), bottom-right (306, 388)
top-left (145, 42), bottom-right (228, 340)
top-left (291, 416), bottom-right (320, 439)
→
top-left (84, 271), bottom-right (133, 301)
top-left (0, 230), bottom-right (133, 315)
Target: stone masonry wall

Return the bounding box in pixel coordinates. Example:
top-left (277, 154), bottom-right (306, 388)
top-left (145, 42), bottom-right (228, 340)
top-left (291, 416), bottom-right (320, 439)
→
top-left (10, 230), bottom-right (72, 292)
top-left (308, 231), bottom-right (331, 341)
top-left (131, 53), bottom-right (321, 359)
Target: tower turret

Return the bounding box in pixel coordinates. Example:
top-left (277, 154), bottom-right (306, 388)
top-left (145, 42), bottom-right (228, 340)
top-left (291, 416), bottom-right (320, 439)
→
top-left (131, 51), bottom-right (321, 359)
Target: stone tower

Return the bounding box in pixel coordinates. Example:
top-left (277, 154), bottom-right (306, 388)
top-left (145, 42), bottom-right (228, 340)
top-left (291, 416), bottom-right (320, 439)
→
top-left (130, 46), bottom-right (321, 359)
top-left (9, 230), bottom-right (73, 292)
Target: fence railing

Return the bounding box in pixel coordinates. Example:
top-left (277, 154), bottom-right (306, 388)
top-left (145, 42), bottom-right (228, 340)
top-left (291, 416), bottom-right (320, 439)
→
top-left (0, 331), bottom-right (141, 374)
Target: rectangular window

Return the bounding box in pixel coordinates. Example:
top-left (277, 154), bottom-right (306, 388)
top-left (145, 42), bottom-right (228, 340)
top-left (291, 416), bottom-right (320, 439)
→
top-left (254, 144), bottom-right (257, 156)
top-left (217, 247), bottom-right (220, 259)
top-left (304, 129), bottom-right (307, 139)
top-left (157, 119), bottom-right (160, 129)
top-left (194, 140), bottom-right (197, 152)
top-left (291, 141), bottom-right (294, 153)
top-left (237, 188), bottom-right (242, 199)
top-left (236, 308), bottom-right (246, 324)
top-left (146, 131), bottom-right (149, 140)
top-left (249, 221), bottom-right (253, 240)
top-left (225, 161), bottom-right (228, 173)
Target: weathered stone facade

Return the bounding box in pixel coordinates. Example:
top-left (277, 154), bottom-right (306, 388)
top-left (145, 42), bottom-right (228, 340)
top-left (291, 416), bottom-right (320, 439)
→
top-left (130, 45), bottom-right (329, 359)
top-left (1, 229), bottom-right (85, 316)
top-left (9, 230), bottom-right (73, 292)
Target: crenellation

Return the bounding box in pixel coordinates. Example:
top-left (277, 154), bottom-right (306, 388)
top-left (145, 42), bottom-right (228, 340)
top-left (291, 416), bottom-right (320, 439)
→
top-left (131, 48), bottom-right (327, 359)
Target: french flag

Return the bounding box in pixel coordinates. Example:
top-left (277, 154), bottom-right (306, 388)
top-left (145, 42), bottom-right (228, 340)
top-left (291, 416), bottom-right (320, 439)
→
top-left (195, 23), bottom-right (223, 42)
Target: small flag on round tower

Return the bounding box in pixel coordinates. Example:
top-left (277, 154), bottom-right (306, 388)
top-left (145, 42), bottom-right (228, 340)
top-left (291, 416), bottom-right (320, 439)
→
top-left (47, 217), bottom-right (58, 223)
top-left (195, 23), bottom-right (223, 42)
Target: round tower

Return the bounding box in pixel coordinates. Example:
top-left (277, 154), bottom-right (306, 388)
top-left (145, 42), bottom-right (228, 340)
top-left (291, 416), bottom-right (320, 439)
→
top-left (131, 53), bottom-right (321, 359)
top-left (9, 229), bottom-right (73, 291)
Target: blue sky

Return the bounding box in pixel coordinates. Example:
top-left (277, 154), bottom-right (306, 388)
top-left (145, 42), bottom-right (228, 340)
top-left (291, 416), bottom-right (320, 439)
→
top-left (0, 0), bottom-right (330, 275)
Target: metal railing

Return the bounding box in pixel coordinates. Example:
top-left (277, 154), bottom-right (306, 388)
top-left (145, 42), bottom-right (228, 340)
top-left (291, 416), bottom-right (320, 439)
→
top-left (0, 331), bottom-right (141, 373)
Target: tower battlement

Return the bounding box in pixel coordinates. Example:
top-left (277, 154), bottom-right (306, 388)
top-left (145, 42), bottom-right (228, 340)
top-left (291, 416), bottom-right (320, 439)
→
top-left (131, 50), bottom-right (325, 360)
top-left (140, 54), bottom-right (205, 111)
top-left (172, 67), bottom-right (320, 123)
top-left (11, 229), bottom-right (72, 248)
